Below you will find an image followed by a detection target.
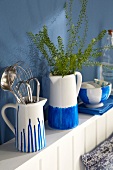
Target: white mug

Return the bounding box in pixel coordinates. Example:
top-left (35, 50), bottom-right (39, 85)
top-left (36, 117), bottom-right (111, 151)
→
top-left (1, 97), bottom-right (47, 152)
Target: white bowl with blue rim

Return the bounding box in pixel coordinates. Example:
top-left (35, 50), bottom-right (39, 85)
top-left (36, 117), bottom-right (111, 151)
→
top-left (79, 80), bottom-right (112, 108)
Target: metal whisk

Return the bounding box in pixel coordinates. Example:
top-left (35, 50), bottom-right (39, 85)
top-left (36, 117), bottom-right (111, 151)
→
top-left (0, 61), bottom-right (34, 104)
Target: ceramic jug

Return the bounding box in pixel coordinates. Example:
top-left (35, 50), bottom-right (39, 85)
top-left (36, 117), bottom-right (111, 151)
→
top-left (48, 72), bottom-right (82, 130)
top-left (1, 97), bottom-right (47, 152)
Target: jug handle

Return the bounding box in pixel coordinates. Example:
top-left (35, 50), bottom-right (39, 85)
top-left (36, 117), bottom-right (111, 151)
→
top-left (1, 104), bottom-right (17, 134)
top-left (75, 71), bottom-right (82, 97)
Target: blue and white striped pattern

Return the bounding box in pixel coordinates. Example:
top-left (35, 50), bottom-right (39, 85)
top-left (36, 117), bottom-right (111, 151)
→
top-left (15, 117), bottom-right (46, 153)
top-left (79, 84), bottom-right (111, 105)
top-left (15, 105), bottom-right (19, 149)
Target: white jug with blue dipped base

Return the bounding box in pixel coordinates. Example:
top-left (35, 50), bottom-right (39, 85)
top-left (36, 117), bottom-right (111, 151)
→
top-left (1, 97), bottom-right (47, 152)
top-left (48, 72), bottom-right (82, 130)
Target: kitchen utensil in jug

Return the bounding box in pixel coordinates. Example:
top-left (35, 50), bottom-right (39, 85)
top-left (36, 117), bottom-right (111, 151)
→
top-left (0, 65), bottom-right (22, 103)
top-left (1, 96), bottom-right (47, 152)
top-left (16, 77), bottom-right (40, 104)
top-left (0, 61), bottom-right (34, 103)
top-left (27, 77), bottom-right (40, 102)
top-left (16, 80), bottom-right (33, 104)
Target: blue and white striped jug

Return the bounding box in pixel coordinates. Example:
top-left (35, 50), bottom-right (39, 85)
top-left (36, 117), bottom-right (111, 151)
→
top-left (1, 97), bottom-right (47, 152)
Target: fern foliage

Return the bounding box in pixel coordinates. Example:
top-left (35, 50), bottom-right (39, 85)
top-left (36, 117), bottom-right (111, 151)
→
top-left (28, 0), bottom-right (108, 77)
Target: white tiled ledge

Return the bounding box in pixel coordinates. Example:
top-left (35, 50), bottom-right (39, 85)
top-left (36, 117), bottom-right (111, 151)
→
top-left (0, 113), bottom-right (94, 170)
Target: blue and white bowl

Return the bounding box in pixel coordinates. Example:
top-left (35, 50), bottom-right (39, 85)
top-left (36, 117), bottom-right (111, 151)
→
top-left (79, 81), bottom-right (112, 108)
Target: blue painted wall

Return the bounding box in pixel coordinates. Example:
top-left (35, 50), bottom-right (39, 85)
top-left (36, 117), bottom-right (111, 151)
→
top-left (0, 0), bottom-right (113, 144)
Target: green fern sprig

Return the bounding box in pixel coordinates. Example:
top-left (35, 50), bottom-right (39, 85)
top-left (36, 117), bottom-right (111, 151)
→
top-left (28, 0), bottom-right (112, 77)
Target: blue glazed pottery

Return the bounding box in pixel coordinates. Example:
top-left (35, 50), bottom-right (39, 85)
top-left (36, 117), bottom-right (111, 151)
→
top-left (1, 97), bottom-right (47, 152)
top-left (48, 105), bottom-right (78, 130)
top-left (79, 81), bottom-right (112, 108)
top-left (48, 72), bottom-right (82, 130)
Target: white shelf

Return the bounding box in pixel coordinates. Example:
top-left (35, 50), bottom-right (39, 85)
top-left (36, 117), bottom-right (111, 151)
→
top-left (0, 113), bottom-right (94, 170)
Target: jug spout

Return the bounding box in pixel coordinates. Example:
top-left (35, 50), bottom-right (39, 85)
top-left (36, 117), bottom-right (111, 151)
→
top-left (49, 76), bottom-right (61, 84)
top-left (39, 98), bottom-right (47, 106)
